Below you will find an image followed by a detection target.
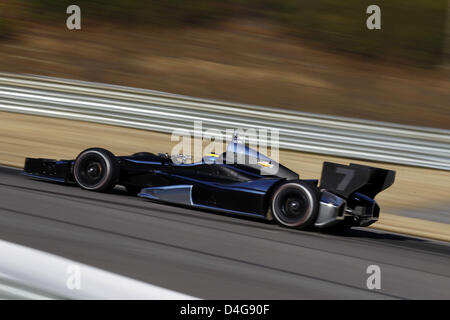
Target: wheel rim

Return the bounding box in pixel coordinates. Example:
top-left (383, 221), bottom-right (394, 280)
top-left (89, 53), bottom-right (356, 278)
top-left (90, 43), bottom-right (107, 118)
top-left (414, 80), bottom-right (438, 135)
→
top-left (284, 196), bottom-right (303, 217)
top-left (272, 184), bottom-right (313, 226)
top-left (75, 155), bottom-right (107, 188)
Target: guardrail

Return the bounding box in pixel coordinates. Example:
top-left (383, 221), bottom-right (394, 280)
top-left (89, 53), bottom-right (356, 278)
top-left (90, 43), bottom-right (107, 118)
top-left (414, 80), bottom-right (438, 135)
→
top-left (0, 72), bottom-right (449, 170)
top-left (0, 239), bottom-right (196, 299)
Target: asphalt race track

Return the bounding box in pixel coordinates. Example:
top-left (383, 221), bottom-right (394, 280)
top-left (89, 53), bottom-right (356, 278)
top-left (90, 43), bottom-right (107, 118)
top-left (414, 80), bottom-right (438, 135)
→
top-left (0, 166), bottom-right (449, 299)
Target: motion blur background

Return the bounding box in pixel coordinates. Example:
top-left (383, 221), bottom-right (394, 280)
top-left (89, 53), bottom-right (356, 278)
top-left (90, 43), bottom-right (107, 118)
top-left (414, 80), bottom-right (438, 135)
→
top-left (0, 1), bottom-right (449, 235)
top-left (0, 1), bottom-right (450, 299)
top-left (0, 0), bottom-right (449, 127)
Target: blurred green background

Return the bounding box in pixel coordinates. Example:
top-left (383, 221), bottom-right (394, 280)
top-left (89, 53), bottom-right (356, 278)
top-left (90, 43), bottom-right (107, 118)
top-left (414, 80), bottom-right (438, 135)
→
top-left (2, 0), bottom-right (445, 66)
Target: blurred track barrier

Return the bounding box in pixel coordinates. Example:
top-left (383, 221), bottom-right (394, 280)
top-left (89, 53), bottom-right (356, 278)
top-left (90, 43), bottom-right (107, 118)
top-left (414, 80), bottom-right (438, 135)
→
top-left (0, 239), bottom-right (197, 299)
top-left (0, 73), bottom-right (449, 170)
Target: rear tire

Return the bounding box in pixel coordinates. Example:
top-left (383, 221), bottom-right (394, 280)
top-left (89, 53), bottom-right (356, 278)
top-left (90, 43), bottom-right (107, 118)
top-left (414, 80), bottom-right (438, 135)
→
top-left (73, 148), bottom-right (119, 192)
top-left (271, 180), bottom-right (319, 230)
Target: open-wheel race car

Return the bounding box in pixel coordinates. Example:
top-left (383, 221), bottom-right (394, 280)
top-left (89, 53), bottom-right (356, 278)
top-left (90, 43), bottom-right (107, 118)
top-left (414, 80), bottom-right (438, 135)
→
top-left (22, 136), bottom-right (395, 231)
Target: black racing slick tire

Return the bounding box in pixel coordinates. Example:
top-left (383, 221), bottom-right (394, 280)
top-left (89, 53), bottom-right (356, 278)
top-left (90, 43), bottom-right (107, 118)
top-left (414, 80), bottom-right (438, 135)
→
top-left (271, 180), bottom-right (319, 230)
top-left (73, 148), bottom-right (120, 192)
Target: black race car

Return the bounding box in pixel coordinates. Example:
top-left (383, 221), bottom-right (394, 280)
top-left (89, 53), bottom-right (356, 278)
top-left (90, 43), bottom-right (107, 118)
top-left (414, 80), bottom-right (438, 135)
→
top-left (22, 138), bottom-right (395, 230)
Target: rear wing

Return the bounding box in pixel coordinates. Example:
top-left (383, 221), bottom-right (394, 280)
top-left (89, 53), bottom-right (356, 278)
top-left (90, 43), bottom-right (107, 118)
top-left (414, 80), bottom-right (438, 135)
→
top-left (319, 162), bottom-right (395, 199)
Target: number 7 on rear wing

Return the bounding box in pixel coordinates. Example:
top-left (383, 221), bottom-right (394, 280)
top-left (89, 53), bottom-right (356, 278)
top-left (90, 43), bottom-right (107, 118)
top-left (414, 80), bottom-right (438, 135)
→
top-left (316, 162), bottom-right (396, 228)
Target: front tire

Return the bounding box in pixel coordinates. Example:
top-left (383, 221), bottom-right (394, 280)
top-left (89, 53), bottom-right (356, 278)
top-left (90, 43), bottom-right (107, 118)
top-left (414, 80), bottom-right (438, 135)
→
top-left (271, 180), bottom-right (319, 230)
top-left (73, 148), bottom-right (119, 192)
